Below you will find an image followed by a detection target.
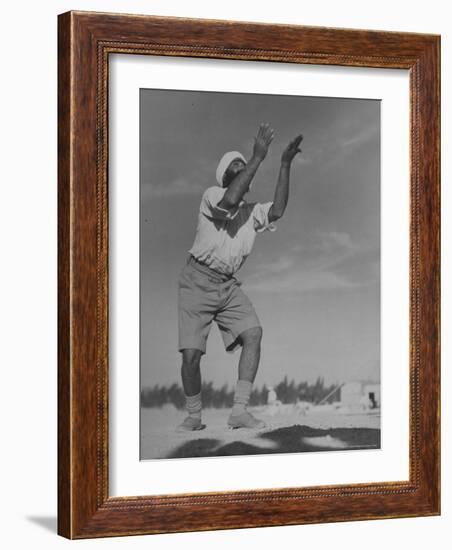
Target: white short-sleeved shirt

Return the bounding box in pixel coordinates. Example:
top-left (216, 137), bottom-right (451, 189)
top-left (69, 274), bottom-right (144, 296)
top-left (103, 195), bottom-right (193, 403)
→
top-left (189, 186), bottom-right (276, 275)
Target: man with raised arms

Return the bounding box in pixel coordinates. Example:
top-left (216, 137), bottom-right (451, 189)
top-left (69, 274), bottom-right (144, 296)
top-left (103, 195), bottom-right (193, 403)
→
top-left (177, 123), bottom-right (303, 431)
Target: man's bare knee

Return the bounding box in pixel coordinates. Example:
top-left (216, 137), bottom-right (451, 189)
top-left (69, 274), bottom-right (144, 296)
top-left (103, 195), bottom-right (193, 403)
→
top-left (181, 349), bottom-right (202, 371)
top-left (240, 326), bottom-right (263, 347)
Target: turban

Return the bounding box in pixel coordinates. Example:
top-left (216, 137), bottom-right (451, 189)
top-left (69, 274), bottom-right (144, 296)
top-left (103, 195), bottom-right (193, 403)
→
top-left (215, 151), bottom-right (246, 187)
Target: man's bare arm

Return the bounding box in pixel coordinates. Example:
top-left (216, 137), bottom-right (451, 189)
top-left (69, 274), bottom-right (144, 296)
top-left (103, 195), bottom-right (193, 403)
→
top-left (268, 134), bottom-right (303, 222)
top-left (219, 123), bottom-right (274, 210)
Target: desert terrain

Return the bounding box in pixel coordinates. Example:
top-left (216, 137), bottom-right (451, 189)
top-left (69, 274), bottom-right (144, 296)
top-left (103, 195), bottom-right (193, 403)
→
top-left (140, 404), bottom-right (380, 460)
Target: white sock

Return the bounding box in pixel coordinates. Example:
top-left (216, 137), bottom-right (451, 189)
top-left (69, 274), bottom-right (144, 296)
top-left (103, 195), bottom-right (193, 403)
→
top-left (231, 380), bottom-right (253, 416)
top-left (185, 392), bottom-right (202, 420)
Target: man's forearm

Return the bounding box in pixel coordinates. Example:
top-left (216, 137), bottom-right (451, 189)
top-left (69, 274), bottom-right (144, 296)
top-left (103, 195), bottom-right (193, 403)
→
top-left (219, 155), bottom-right (263, 209)
top-left (269, 161), bottom-right (291, 222)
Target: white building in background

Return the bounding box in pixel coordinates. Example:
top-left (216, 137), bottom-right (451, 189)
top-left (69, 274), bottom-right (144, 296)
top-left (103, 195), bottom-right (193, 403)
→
top-left (267, 386), bottom-right (278, 405)
top-left (363, 383), bottom-right (380, 408)
top-left (340, 380), bottom-right (380, 410)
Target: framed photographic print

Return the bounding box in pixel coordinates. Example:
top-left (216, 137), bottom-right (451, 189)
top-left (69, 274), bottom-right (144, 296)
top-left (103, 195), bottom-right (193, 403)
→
top-left (58, 11), bottom-right (440, 538)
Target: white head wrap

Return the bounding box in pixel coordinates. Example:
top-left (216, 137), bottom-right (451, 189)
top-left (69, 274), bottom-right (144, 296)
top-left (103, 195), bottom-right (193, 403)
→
top-left (215, 151), bottom-right (246, 187)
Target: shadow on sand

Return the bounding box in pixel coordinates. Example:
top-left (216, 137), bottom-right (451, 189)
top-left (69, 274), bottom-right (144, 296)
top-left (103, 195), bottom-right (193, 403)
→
top-left (166, 425), bottom-right (380, 459)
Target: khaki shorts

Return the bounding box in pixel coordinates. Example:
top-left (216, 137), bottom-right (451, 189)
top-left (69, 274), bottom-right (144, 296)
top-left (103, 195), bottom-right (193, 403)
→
top-left (178, 257), bottom-right (261, 354)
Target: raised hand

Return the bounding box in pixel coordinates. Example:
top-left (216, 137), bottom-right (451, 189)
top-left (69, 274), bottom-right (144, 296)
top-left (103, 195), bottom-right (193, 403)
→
top-left (253, 123), bottom-right (275, 161)
top-left (281, 133), bottom-right (303, 164)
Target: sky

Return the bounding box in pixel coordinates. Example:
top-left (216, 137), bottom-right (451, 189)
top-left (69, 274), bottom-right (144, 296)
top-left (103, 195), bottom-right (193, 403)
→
top-left (140, 88), bottom-right (380, 389)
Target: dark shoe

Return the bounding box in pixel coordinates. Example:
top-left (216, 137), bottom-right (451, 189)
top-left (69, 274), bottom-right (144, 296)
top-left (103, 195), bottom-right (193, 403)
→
top-left (176, 416), bottom-right (206, 432)
top-left (227, 410), bottom-right (266, 430)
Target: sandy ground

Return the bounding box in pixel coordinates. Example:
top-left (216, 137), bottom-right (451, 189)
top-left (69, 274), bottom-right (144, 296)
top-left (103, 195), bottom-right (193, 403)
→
top-left (141, 405), bottom-right (381, 460)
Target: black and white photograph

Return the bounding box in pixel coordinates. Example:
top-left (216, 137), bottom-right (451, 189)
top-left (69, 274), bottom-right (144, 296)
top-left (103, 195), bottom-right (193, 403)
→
top-left (139, 88), bottom-right (381, 460)
top-left (2, 0), bottom-right (445, 545)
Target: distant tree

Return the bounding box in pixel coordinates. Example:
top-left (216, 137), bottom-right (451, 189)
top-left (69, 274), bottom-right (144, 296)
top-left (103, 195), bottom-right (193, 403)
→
top-left (140, 377), bottom-right (341, 408)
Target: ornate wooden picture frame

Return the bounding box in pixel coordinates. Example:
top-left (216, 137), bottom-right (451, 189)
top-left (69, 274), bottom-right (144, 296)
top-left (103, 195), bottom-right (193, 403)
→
top-left (58, 11), bottom-right (440, 539)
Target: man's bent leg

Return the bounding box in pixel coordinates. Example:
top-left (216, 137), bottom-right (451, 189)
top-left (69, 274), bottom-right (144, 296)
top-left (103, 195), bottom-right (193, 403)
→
top-left (228, 327), bottom-right (266, 429)
top-left (177, 349), bottom-right (206, 432)
top-left (181, 348), bottom-right (203, 396)
top-left (237, 326), bottom-right (262, 383)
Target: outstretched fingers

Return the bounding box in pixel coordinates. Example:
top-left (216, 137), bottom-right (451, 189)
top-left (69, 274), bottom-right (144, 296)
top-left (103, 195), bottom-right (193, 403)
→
top-left (263, 123), bottom-right (275, 144)
top-left (290, 134), bottom-right (304, 148)
top-left (256, 124), bottom-right (264, 140)
top-left (256, 122), bottom-right (275, 144)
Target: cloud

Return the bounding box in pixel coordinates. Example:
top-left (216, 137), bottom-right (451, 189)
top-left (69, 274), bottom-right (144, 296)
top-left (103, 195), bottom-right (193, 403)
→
top-left (342, 126), bottom-right (379, 149)
top-left (294, 153), bottom-right (313, 166)
top-left (141, 157), bottom-right (217, 199)
top-left (288, 120), bottom-right (379, 180)
top-left (289, 231), bottom-right (358, 272)
top-left (142, 177), bottom-right (204, 199)
top-left (246, 268), bottom-right (357, 294)
top-left (245, 231), bottom-right (377, 294)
